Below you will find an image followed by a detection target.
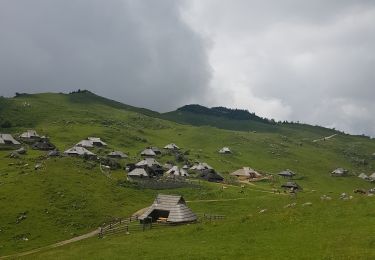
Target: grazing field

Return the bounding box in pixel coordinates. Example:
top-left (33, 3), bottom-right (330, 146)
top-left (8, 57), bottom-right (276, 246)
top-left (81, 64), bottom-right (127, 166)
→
top-left (1, 92), bottom-right (375, 259)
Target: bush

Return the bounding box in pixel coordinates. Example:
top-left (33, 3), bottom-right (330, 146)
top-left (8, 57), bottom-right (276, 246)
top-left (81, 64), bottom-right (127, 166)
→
top-left (0, 119), bottom-right (12, 128)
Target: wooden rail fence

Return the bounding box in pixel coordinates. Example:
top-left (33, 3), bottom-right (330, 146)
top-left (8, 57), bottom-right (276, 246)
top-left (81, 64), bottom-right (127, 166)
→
top-left (98, 213), bottom-right (226, 238)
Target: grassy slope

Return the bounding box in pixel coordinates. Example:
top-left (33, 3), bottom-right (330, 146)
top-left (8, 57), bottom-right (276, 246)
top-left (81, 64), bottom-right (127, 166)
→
top-left (0, 92), bottom-right (375, 258)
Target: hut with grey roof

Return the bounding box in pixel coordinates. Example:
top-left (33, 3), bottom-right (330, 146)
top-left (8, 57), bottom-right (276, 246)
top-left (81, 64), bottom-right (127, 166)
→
top-left (20, 130), bottom-right (40, 142)
top-left (199, 170), bottom-right (224, 182)
top-left (64, 146), bottom-right (96, 157)
top-left (136, 158), bottom-right (162, 168)
top-left (88, 137), bottom-right (107, 146)
top-left (278, 169), bottom-right (296, 178)
top-left (47, 150), bottom-right (60, 157)
top-left (164, 143), bottom-right (180, 150)
top-left (141, 148), bottom-right (156, 157)
top-left (76, 140), bottom-right (94, 148)
top-left (190, 162), bottom-right (213, 172)
top-left (108, 151), bottom-right (127, 159)
top-left (219, 147), bottom-right (232, 154)
top-left (230, 167), bottom-right (262, 180)
top-left (165, 166), bottom-right (189, 178)
top-left (128, 168), bottom-right (149, 178)
top-left (281, 181), bottom-right (302, 191)
top-left (135, 158), bottom-right (164, 176)
top-left (139, 194), bottom-right (197, 223)
top-left (0, 134), bottom-right (21, 146)
top-left (76, 137), bottom-right (107, 148)
top-left (331, 168), bottom-right (348, 177)
top-left (150, 146), bottom-right (162, 155)
top-left (358, 173), bottom-right (371, 181)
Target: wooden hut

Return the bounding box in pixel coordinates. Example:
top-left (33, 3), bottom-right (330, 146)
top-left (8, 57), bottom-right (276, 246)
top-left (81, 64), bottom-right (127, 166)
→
top-left (164, 143), bottom-right (180, 150)
top-left (281, 181), bottom-right (302, 191)
top-left (0, 134), bottom-right (21, 146)
top-left (76, 137), bottom-right (107, 148)
top-left (64, 146), bottom-right (96, 157)
top-left (20, 130), bottom-right (40, 142)
top-left (141, 148), bottom-right (156, 157)
top-left (278, 169), bottom-right (296, 178)
top-left (230, 167), bottom-right (262, 180)
top-left (219, 147), bottom-right (232, 154)
top-left (331, 168), bottom-right (348, 177)
top-left (139, 194), bottom-right (197, 223)
top-left (165, 166), bottom-right (189, 177)
top-left (108, 151), bottom-right (128, 159)
top-left (128, 168), bottom-right (149, 178)
top-left (150, 146), bottom-right (162, 155)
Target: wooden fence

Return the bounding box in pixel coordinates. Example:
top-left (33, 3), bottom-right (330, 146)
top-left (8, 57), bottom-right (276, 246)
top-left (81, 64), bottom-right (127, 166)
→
top-left (98, 213), bottom-right (226, 238)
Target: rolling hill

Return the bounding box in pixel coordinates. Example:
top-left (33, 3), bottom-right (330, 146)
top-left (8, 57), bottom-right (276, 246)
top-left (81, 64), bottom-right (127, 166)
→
top-left (1, 91), bottom-right (375, 259)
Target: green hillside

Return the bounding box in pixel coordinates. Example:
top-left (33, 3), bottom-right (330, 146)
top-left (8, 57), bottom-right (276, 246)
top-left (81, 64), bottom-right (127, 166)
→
top-left (162, 104), bottom-right (342, 137)
top-left (1, 92), bottom-right (375, 259)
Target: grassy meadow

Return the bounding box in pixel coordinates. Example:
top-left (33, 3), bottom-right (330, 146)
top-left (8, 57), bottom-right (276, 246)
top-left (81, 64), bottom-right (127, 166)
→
top-left (1, 92), bottom-right (375, 259)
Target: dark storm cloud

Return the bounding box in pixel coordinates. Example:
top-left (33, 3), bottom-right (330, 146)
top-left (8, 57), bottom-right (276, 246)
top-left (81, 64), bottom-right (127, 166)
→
top-left (1, 0), bottom-right (374, 136)
top-left (0, 0), bottom-right (211, 111)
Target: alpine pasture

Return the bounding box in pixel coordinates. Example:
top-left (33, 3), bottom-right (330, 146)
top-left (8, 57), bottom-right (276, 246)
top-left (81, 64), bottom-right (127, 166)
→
top-left (1, 92), bottom-right (375, 259)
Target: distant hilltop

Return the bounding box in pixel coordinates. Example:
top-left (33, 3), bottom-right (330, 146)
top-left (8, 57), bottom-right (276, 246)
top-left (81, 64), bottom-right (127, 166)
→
top-left (177, 104), bottom-right (274, 124)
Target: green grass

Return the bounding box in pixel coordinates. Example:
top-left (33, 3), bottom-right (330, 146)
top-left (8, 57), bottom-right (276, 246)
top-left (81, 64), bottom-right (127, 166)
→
top-left (1, 92), bottom-right (375, 259)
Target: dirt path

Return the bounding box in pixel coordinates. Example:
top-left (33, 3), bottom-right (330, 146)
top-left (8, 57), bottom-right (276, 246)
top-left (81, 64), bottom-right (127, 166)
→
top-left (0, 229), bottom-right (100, 259)
top-left (187, 198), bottom-right (246, 203)
top-left (312, 134), bottom-right (337, 142)
top-left (212, 182), bottom-right (287, 196)
top-left (1, 204), bottom-right (157, 259)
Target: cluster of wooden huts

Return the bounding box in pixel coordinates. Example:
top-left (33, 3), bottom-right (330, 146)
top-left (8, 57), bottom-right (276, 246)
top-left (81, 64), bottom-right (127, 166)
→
top-left (2, 130), bottom-right (364, 193)
top-left (126, 143), bottom-right (224, 182)
top-left (0, 130), bottom-right (56, 157)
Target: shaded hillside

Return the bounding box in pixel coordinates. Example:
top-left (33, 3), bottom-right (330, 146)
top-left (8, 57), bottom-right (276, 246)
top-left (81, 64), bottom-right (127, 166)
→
top-left (162, 104), bottom-right (340, 138)
top-left (177, 104), bottom-right (272, 123)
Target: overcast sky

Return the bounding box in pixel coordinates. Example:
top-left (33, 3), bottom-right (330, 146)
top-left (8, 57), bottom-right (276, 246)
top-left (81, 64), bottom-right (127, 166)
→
top-left (0, 1), bottom-right (374, 136)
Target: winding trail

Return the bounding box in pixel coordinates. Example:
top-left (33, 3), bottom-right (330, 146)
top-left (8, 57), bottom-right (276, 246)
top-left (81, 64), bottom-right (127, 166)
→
top-left (0, 229), bottom-right (100, 259)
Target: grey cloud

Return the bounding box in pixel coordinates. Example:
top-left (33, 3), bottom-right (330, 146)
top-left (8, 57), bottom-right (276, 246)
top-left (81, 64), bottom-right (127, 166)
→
top-left (186, 0), bottom-right (375, 136)
top-left (0, 0), bottom-right (211, 111)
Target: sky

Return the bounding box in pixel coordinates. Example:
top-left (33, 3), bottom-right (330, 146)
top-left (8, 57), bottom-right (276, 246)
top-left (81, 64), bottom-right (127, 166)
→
top-left (0, 0), bottom-right (374, 136)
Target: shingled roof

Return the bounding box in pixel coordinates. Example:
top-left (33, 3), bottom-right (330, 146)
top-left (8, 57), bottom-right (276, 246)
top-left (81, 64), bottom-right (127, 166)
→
top-left (141, 148), bottom-right (156, 157)
top-left (139, 194), bottom-right (197, 223)
top-left (219, 147), bottom-right (232, 154)
top-left (128, 168), bottom-right (149, 178)
top-left (108, 151), bottom-right (128, 159)
top-left (20, 130), bottom-right (40, 140)
top-left (76, 137), bottom-right (107, 148)
top-left (0, 134), bottom-right (20, 145)
top-left (165, 166), bottom-right (189, 177)
top-left (230, 167), bottom-right (262, 179)
top-left (164, 143), bottom-right (180, 150)
top-left (64, 146), bottom-right (95, 156)
top-left (278, 169), bottom-right (296, 178)
top-left (136, 158), bottom-right (161, 168)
